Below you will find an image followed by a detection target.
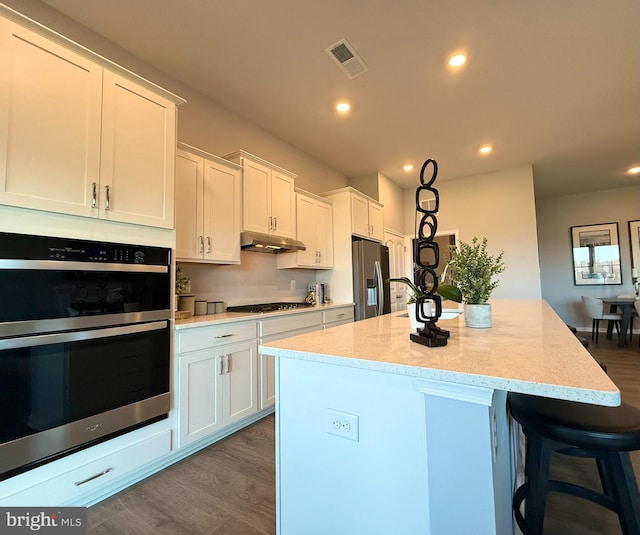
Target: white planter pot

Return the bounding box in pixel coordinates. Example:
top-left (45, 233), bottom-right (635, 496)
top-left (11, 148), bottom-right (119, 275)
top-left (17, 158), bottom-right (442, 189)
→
top-left (464, 303), bottom-right (492, 328)
top-left (407, 301), bottom-right (463, 329)
top-left (406, 301), bottom-right (434, 330)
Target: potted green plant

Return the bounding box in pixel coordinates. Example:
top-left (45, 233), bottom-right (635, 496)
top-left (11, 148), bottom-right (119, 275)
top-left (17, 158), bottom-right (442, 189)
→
top-left (175, 265), bottom-right (191, 295)
top-left (387, 277), bottom-right (462, 329)
top-left (444, 236), bottom-right (506, 328)
top-left (175, 265), bottom-right (191, 312)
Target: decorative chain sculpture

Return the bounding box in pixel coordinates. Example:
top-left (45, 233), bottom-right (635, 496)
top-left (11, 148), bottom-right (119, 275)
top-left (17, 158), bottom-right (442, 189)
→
top-left (410, 158), bottom-right (450, 347)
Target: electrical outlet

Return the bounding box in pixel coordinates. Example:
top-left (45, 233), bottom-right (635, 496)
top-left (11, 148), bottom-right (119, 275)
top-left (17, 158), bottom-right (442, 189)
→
top-left (290, 280), bottom-right (296, 290)
top-left (326, 409), bottom-right (359, 441)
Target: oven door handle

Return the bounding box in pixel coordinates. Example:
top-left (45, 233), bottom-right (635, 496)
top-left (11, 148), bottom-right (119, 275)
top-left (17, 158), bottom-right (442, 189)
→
top-left (0, 321), bottom-right (168, 350)
top-left (0, 259), bottom-right (168, 273)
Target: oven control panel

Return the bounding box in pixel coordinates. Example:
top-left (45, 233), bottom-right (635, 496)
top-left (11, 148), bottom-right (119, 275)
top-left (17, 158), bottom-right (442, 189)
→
top-left (0, 232), bottom-right (170, 265)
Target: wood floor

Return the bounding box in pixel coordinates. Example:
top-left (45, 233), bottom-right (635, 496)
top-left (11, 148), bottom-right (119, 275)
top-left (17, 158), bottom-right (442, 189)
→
top-left (88, 333), bottom-right (640, 535)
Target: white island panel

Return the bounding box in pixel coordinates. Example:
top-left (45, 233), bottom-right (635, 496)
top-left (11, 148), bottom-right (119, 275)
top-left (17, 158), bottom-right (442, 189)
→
top-left (263, 300), bottom-right (619, 535)
top-left (277, 357), bottom-right (430, 535)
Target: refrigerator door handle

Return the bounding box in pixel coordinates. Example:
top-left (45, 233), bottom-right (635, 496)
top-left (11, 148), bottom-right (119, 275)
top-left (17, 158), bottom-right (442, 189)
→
top-left (374, 260), bottom-right (384, 316)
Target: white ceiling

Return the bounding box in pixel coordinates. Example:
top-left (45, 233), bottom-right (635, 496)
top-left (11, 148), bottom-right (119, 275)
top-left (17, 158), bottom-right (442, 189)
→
top-left (40, 0), bottom-right (640, 198)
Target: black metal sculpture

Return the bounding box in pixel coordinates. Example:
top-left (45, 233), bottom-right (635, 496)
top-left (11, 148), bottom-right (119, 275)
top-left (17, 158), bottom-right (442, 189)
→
top-left (410, 158), bottom-right (450, 347)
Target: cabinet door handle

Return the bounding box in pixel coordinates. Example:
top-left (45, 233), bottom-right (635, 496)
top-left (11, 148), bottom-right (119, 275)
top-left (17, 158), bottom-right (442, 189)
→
top-left (273, 217), bottom-right (277, 230)
top-left (225, 354), bottom-right (231, 374)
top-left (74, 467), bottom-right (113, 486)
top-left (214, 334), bottom-right (234, 339)
top-left (268, 216), bottom-right (273, 231)
top-left (219, 354), bottom-right (230, 374)
top-left (91, 182), bottom-right (97, 208)
top-left (198, 236), bottom-right (204, 254)
top-left (104, 185), bottom-right (110, 210)
top-left (206, 236), bottom-right (211, 253)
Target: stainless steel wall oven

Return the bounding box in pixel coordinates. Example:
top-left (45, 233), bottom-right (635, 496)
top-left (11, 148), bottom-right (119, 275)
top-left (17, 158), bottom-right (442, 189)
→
top-left (0, 232), bottom-right (172, 481)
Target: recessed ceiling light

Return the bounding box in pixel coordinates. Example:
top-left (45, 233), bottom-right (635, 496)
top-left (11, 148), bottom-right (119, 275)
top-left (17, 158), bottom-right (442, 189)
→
top-left (627, 166), bottom-right (640, 175)
top-left (448, 53), bottom-right (467, 68)
top-left (336, 101), bottom-right (351, 113)
top-left (479, 145), bottom-right (493, 154)
top-left (403, 164), bottom-right (414, 172)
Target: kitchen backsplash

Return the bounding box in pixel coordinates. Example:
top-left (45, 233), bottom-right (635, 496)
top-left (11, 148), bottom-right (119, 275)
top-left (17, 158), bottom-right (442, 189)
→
top-left (178, 252), bottom-right (318, 307)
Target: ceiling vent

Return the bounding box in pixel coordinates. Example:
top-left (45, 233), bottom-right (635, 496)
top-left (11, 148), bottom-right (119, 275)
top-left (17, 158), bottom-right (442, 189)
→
top-left (325, 39), bottom-right (369, 79)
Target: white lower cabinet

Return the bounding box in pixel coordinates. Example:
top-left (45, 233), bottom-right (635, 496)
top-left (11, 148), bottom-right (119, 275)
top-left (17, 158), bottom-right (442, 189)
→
top-left (222, 340), bottom-right (259, 426)
top-left (177, 323), bottom-right (258, 448)
top-left (259, 311), bottom-right (323, 409)
top-left (0, 428), bottom-right (171, 506)
top-left (323, 306), bottom-right (355, 328)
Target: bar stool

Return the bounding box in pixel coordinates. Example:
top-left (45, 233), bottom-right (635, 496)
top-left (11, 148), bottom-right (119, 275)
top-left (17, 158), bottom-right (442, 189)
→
top-left (508, 392), bottom-right (640, 535)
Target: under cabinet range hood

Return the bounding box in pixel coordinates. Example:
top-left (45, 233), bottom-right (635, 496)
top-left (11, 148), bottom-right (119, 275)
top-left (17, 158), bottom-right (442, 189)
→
top-left (240, 231), bottom-right (306, 253)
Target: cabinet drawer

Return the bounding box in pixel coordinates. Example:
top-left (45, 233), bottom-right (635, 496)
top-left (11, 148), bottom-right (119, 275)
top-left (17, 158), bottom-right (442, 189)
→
top-left (1, 430), bottom-right (171, 506)
top-left (178, 322), bottom-right (257, 354)
top-left (260, 311), bottom-right (322, 337)
top-left (324, 307), bottom-right (354, 325)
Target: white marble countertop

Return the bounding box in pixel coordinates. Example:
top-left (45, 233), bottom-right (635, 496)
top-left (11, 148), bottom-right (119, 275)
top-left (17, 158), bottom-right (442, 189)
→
top-left (175, 301), bottom-right (354, 330)
top-left (260, 299), bottom-right (620, 406)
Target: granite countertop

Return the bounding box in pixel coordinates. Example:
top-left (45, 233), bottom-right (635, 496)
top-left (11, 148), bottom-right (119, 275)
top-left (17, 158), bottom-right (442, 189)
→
top-left (175, 301), bottom-right (354, 330)
top-left (260, 299), bottom-right (620, 406)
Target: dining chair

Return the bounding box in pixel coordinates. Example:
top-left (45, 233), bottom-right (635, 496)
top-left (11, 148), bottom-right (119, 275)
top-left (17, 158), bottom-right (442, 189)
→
top-left (616, 294), bottom-right (638, 343)
top-left (581, 296), bottom-right (622, 344)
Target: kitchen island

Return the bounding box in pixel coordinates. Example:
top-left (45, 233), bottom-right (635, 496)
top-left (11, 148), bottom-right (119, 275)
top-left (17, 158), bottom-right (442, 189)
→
top-left (260, 300), bottom-right (619, 535)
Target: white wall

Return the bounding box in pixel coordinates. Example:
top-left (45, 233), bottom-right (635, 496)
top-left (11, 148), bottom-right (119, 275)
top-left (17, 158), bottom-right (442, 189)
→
top-left (404, 165), bottom-right (542, 300)
top-left (179, 253), bottom-right (316, 307)
top-left (349, 173), bottom-right (378, 199)
top-left (377, 173), bottom-right (405, 234)
top-left (177, 91), bottom-right (348, 194)
top-left (536, 184), bottom-right (640, 330)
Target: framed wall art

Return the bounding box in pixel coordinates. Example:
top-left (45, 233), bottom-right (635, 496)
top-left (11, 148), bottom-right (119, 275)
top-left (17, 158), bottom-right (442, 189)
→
top-left (629, 220), bottom-right (640, 272)
top-left (570, 222), bottom-right (621, 285)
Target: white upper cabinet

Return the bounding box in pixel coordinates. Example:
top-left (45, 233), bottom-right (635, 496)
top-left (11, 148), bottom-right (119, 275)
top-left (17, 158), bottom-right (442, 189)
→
top-left (175, 149), bottom-right (202, 259)
top-left (350, 193), bottom-right (370, 238)
top-left (367, 202), bottom-right (384, 242)
top-left (0, 15), bottom-right (182, 229)
top-left (351, 191), bottom-right (383, 242)
top-left (225, 150), bottom-right (296, 239)
top-left (277, 190), bottom-right (333, 269)
top-left (176, 145), bottom-right (241, 263)
top-left (323, 187), bottom-right (384, 243)
top-left (98, 71), bottom-right (176, 228)
top-left (269, 168), bottom-right (296, 238)
top-left (0, 17), bottom-right (102, 217)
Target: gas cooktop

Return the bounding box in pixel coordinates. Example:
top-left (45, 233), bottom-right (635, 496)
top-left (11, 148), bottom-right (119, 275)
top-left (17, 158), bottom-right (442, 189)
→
top-left (226, 302), bottom-right (313, 313)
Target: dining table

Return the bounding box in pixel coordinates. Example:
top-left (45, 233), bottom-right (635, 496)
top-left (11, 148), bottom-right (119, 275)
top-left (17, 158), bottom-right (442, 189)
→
top-left (603, 296), bottom-right (638, 346)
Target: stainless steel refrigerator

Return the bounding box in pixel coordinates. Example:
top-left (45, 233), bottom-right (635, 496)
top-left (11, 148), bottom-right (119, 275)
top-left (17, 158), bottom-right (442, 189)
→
top-left (352, 239), bottom-right (391, 321)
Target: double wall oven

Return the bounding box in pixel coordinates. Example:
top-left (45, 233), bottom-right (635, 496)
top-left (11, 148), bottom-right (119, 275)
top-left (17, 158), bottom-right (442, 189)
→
top-left (0, 232), bottom-right (172, 480)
